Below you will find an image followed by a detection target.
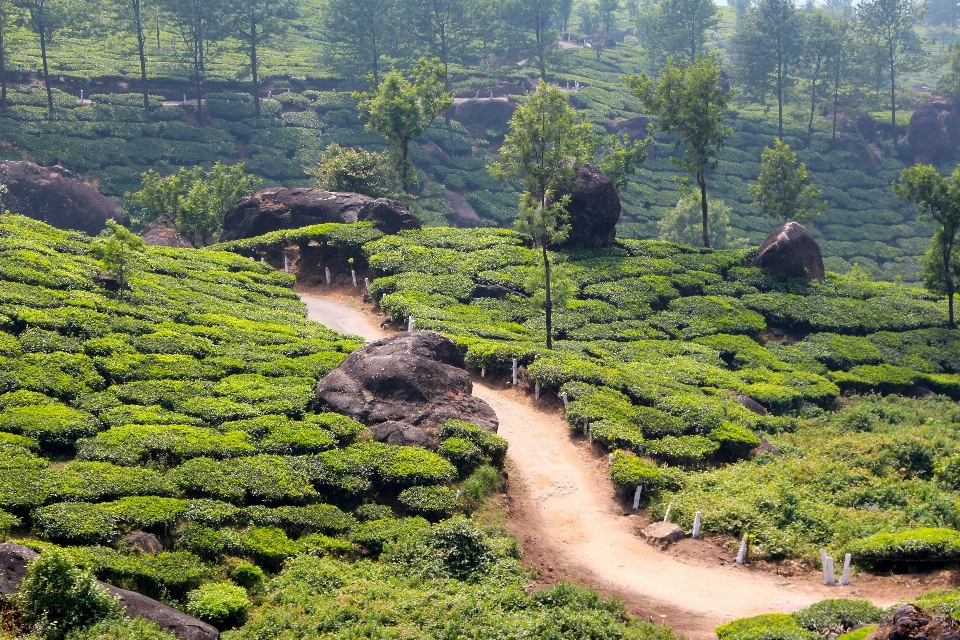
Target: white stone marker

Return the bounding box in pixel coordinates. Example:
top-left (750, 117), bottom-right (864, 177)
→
top-left (364, 277), bottom-right (370, 293)
top-left (736, 539), bottom-right (748, 564)
top-left (692, 511), bottom-right (702, 539)
top-left (535, 381), bottom-right (540, 400)
top-left (561, 392), bottom-right (568, 410)
top-left (480, 367), bottom-right (486, 378)
top-left (820, 549), bottom-right (835, 585)
top-left (284, 256), bottom-right (289, 273)
top-left (588, 427), bottom-right (593, 445)
top-left (408, 316), bottom-right (415, 332)
top-left (632, 486), bottom-right (642, 510)
top-left (325, 267), bottom-right (331, 285)
top-left (351, 270), bottom-right (357, 288)
top-left (840, 553), bottom-right (852, 585)
top-left (582, 419), bottom-right (588, 436)
top-left (512, 358), bottom-right (518, 386)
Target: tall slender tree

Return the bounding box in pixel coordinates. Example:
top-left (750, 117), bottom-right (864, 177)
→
top-left (489, 80), bottom-right (595, 349)
top-left (0, 0), bottom-right (13, 109)
top-left (800, 11), bottom-right (841, 148)
top-left (827, 20), bottom-right (851, 144)
top-left (162, 0), bottom-right (226, 124)
top-left (750, 139), bottom-right (827, 225)
top-left (627, 54), bottom-right (732, 248)
top-left (754, 0), bottom-right (800, 139)
top-left (520, 0), bottom-right (558, 79)
top-left (323, 0), bottom-right (401, 85)
top-left (15, 0), bottom-right (72, 118)
top-left (110, 0), bottom-right (151, 110)
top-left (415, 0), bottom-right (474, 79)
top-left (858, 0), bottom-right (926, 145)
top-left (229, 0), bottom-right (300, 116)
top-left (658, 0), bottom-right (718, 62)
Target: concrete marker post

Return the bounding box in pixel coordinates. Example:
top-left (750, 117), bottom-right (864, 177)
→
top-left (736, 539), bottom-right (748, 565)
top-left (351, 270), bottom-right (357, 288)
top-left (561, 392), bottom-right (568, 410)
top-left (535, 381), bottom-right (540, 400)
top-left (821, 549), bottom-right (835, 585)
top-left (692, 511), bottom-right (702, 539)
top-left (284, 256), bottom-right (289, 274)
top-left (840, 553), bottom-right (851, 585)
top-left (512, 358), bottom-right (518, 386)
top-left (364, 278), bottom-right (370, 293)
top-left (662, 503), bottom-right (671, 522)
top-left (325, 267), bottom-right (332, 285)
top-left (408, 316), bottom-right (415, 332)
top-left (632, 486), bottom-right (642, 510)
top-left (582, 419), bottom-right (588, 436)
top-left (480, 367), bottom-right (486, 378)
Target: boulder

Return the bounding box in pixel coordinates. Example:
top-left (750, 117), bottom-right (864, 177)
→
top-left (123, 530), bottom-right (164, 554)
top-left (357, 198), bottom-right (421, 235)
top-left (103, 584), bottom-right (219, 640)
top-left (140, 215), bottom-right (194, 248)
top-left (556, 164), bottom-right (621, 249)
top-left (0, 161), bottom-right (127, 234)
top-left (473, 283), bottom-right (519, 299)
top-left (869, 604), bottom-right (960, 640)
top-left (640, 522), bottom-right (685, 548)
top-left (315, 332), bottom-right (498, 447)
top-left (0, 542), bottom-right (37, 596)
top-left (605, 115), bottom-right (651, 139)
top-left (907, 97), bottom-right (960, 165)
top-left (422, 141), bottom-right (453, 166)
top-left (735, 394), bottom-right (768, 416)
top-left (219, 188), bottom-right (419, 242)
top-left (754, 222), bottom-right (825, 282)
top-left (451, 97), bottom-right (515, 131)
top-left (443, 189), bottom-right (483, 226)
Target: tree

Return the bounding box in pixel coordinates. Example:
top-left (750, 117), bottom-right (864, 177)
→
top-left (15, 0), bottom-right (73, 118)
top-left (161, 0), bottom-right (227, 124)
top-left (305, 143), bottom-right (401, 198)
top-left (489, 80), bottom-right (595, 349)
top-left (124, 162), bottom-right (262, 245)
top-left (415, 0), bottom-right (474, 79)
top-left (626, 54), bottom-right (732, 248)
top-left (746, 0), bottom-right (801, 139)
top-left (936, 41), bottom-right (960, 102)
top-left (0, 0), bottom-right (15, 109)
top-left (730, 7), bottom-right (775, 105)
top-left (857, 0), bottom-right (926, 145)
top-left (827, 20), bottom-right (852, 144)
top-left (594, 0), bottom-right (619, 59)
top-left (658, 0), bottom-right (718, 61)
top-left (93, 220), bottom-right (145, 299)
top-left (520, 0), bottom-right (558, 79)
top-left (894, 164), bottom-right (960, 326)
top-left (659, 191), bottom-right (735, 248)
top-left (110, 0), bottom-right (151, 110)
top-left (353, 58), bottom-right (452, 193)
top-left (323, 0), bottom-right (402, 86)
top-left (229, 0), bottom-right (300, 117)
top-left (799, 11), bottom-right (841, 148)
top-left (557, 0), bottom-right (573, 34)
top-left (749, 139), bottom-right (826, 225)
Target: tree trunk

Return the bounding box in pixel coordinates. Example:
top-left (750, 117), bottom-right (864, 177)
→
top-left (251, 19), bottom-right (261, 117)
top-left (776, 39), bottom-right (783, 139)
top-left (0, 10), bottom-right (6, 109)
top-left (889, 40), bottom-right (896, 145)
top-left (402, 139), bottom-right (410, 193)
top-left (536, 17), bottom-right (546, 79)
top-left (543, 244), bottom-right (553, 349)
top-left (39, 20), bottom-right (53, 118)
top-left (807, 62), bottom-right (819, 149)
top-left (195, 15), bottom-right (203, 124)
top-left (698, 168), bottom-right (710, 248)
top-left (832, 67), bottom-right (840, 144)
top-left (133, 0), bottom-right (149, 110)
top-left (946, 243), bottom-right (955, 327)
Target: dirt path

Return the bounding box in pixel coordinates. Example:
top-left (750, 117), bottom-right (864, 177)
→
top-left (297, 288), bottom-right (939, 636)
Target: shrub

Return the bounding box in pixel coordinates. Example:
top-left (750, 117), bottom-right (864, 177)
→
top-left (0, 507), bottom-right (19, 540)
top-left (32, 503), bottom-right (119, 545)
top-left (64, 616), bottom-right (176, 640)
top-left (174, 524), bottom-right (230, 560)
top-left (226, 526), bottom-right (299, 572)
top-left (437, 437), bottom-right (482, 475)
top-left (438, 420), bottom-right (508, 465)
top-left (709, 422), bottom-right (761, 461)
top-left (835, 626), bottom-right (878, 640)
top-left (848, 528), bottom-right (960, 569)
top-left (185, 582), bottom-right (250, 630)
top-left (352, 503), bottom-right (394, 522)
top-left (609, 451), bottom-right (667, 498)
top-left (172, 455), bottom-right (318, 505)
top-left (348, 516), bottom-right (431, 555)
top-left (245, 503), bottom-right (356, 536)
top-left (385, 516), bottom-right (497, 581)
top-left (104, 496), bottom-right (187, 534)
top-left (397, 486), bottom-right (458, 521)
top-left (914, 588), bottom-right (960, 617)
top-left (794, 599), bottom-right (883, 634)
top-left (460, 465), bottom-right (501, 503)
top-left (18, 548), bottom-right (119, 640)
top-left (89, 550), bottom-right (209, 600)
top-left (644, 435), bottom-right (720, 466)
top-left (715, 614), bottom-right (817, 640)
top-left (0, 404), bottom-right (99, 452)
top-left (229, 561), bottom-right (266, 592)
top-left (77, 424), bottom-right (255, 465)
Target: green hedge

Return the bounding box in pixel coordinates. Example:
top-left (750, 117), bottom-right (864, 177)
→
top-left (397, 486), bottom-right (458, 521)
top-left (185, 582), bottom-right (251, 630)
top-left (848, 527), bottom-right (960, 569)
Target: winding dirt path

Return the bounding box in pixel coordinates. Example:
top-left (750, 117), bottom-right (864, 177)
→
top-left (299, 288), bottom-right (937, 636)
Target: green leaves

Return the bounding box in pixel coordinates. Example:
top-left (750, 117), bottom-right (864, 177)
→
top-left (749, 139), bottom-right (826, 225)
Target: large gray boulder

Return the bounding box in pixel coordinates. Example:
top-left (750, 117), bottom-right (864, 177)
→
top-left (0, 543), bottom-right (218, 640)
top-left (754, 222), bottom-right (825, 282)
top-left (907, 97), bottom-right (960, 165)
top-left (315, 332), bottom-right (498, 447)
top-left (0, 161), bottom-right (127, 234)
top-left (140, 215), bottom-right (194, 248)
top-left (451, 97), bottom-right (515, 131)
top-left (870, 604), bottom-right (959, 640)
top-left (556, 164), bottom-right (621, 249)
top-left (219, 188), bottom-right (419, 242)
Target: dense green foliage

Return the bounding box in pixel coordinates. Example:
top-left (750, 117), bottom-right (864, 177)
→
top-left (715, 598), bottom-right (883, 640)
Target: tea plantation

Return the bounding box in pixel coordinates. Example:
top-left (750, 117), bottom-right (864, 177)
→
top-left (0, 213), bottom-right (683, 638)
top-left (216, 221), bottom-right (960, 568)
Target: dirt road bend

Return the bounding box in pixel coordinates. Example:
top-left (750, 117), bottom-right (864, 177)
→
top-left (299, 290), bottom-right (929, 632)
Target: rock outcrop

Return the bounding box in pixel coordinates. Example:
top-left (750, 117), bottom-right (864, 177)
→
top-left (556, 164), bottom-right (621, 249)
top-left (0, 161), bottom-right (127, 234)
top-left (450, 97), bottom-right (515, 132)
top-left (754, 222), bottom-right (825, 282)
top-left (443, 189), bottom-right (483, 226)
top-left (869, 604), bottom-right (960, 640)
top-left (604, 115), bottom-right (651, 139)
top-left (640, 522), bottom-right (685, 548)
top-left (0, 542), bottom-right (217, 640)
top-left (140, 215), bottom-right (194, 248)
top-left (219, 188), bottom-right (420, 242)
top-left (123, 530), bottom-right (164, 554)
top-left (315, 332), bottom-right (498, 448)
top-left (907, 97), bottom-right (960, 165)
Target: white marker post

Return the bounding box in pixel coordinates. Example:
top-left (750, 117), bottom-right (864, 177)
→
top-left (284, 256), bottom-right (289, 274)
top-left (80, 90), bottom-right (84, 102)
top-left (351, 270), bottom-right (357, 288)
top-left (325, 267), bottom-right (332, 285)
top-left (561, 392), bottom-right (568, 410)
top-left (632, 486), bottom-right (643, 510)
top-left (364, 277), bottom-right (370, 293)
top-left (663, 503), bottom-right (671, 522)
top-left (692, 511), bottom-right (702, 539)
top-left (512, 358), bottom-right (518, 386)
top-left (480, 367), bottom-right (486, 378)
top-left (608, 453), bottom-right (612, 465)
top-left (736, 539), bottom-right (748, 565)
top-left (535, 381), bottom-right (540, 400)
top-left (820, 549), bottom-right (835, 585)
top-left (408, 316), bottom-right (415, 332)
top-left (588, 427), bottom-right (593, 445)
top-left (582, 419), bottom-right (588, 436)
top-left (840, 553), bottom-right (851, 585)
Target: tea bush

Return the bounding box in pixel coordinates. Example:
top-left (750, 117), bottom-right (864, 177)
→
top-left (848, 528), bottom-right (960, 569)
top-left (397, 486), bottom-right (459, 520)
top-left (185, 582), bottom-right (250, 630)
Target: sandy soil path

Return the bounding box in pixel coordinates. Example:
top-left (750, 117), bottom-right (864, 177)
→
top-left (298, 288), bottom-right (936, 635)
